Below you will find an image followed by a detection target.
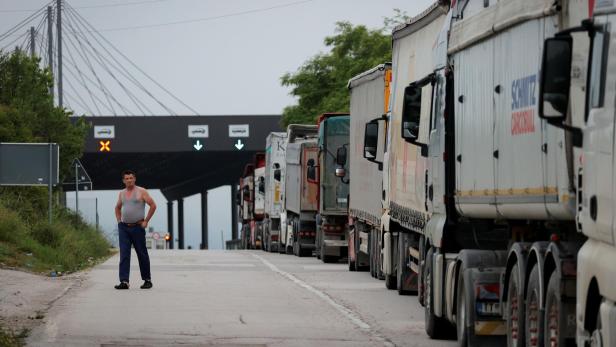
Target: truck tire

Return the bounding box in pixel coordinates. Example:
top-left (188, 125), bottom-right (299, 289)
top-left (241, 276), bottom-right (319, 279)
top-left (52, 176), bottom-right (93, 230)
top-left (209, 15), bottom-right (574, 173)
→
top-left (418, 236), bottom-right (426, 306)
top-left (385, 274), bottom-right (397, 290)
top-left (424, 247), bottom-right (452, 339)
top-left (590, 305), bottom-right (603, 347)
top-left (456, 269), bottom-right (468, 346)
top-left (299, 245), bottom-right (312, 257)
top-left (506, 263), bottom-right (525, 347)
top-left (525, 264), bottom-right (544, 347)
top-left (397, 234), bottom-right (415, 295)
top-left (370, 229), bottom-right (376, 278)
top-left (385, 235), bottom-right (397, 290)
top-left (544, 270), bottom-right (574, 347)
top-left (321, 242), bottom-right (334, 263)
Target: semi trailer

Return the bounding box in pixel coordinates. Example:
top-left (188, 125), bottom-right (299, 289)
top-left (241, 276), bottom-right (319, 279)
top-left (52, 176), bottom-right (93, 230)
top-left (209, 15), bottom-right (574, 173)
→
top-left (283, 124), bottom-right (319, 257)
top-left (252, 153), bottom-right (266, 249)
top-left (365, 2), bottom-right (448, 294)
top-left (238, 163), bottom-right (254, 249)
top-left (263, 132), bottom-right (287, 253)
top-left (362, 0), bottom-right (596, 345)
top-left (347, 63), bottom-right (392, 273)
top-left (313, 113), bottom-right (350, 263)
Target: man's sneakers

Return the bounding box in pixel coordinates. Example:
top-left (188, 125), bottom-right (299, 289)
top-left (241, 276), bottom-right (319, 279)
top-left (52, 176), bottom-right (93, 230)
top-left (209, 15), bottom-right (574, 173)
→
top-left (114, 280), bottom-right (152, 289)
top-left (114, 281), bottom-right (129, 290)
top-left (140, 280), bottom-right (153, 289)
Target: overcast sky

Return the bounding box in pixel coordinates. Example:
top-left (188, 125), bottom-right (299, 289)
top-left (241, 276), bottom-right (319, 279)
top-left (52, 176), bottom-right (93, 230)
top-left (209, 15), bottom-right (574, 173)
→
top-left (1, 0), bottom-right (434, 249)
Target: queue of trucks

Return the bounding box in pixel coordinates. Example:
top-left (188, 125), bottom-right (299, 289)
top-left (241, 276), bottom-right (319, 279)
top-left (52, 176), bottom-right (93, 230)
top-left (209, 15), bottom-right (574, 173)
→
top-left (236, 0), bottom-right (616, 345)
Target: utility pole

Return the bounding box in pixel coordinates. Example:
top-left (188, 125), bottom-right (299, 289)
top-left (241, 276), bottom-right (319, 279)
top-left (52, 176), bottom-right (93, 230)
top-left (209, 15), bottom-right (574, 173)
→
top-left (29, 26), bottom-right (35, 57)
top-left (47, 6), bottom-right (53, 99)
top-left (74, 160), bottom-right (79, 219)
top-left (56, 0), bottom-right (63, 108)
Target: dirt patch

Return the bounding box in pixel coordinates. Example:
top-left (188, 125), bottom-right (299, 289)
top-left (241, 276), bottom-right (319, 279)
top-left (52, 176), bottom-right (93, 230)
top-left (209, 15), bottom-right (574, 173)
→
top-left (0, 269), bottom-right (84, 337)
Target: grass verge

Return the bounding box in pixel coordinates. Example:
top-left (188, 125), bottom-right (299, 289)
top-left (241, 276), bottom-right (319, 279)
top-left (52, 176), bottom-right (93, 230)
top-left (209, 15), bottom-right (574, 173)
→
top-left (0, 324), bottom-right (26, 347)
top-left (0, 188), bottom-right (112, 275)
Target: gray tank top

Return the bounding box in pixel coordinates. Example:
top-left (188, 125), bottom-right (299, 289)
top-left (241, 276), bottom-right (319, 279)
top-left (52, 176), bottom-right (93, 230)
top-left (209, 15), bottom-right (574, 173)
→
top-left (121, 187), bottom-right (145, 223)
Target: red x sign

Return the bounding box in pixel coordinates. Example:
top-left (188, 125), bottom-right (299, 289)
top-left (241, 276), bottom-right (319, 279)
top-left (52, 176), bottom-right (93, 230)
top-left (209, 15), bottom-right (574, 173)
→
top-left (99, 140), bottom-right (111, 152)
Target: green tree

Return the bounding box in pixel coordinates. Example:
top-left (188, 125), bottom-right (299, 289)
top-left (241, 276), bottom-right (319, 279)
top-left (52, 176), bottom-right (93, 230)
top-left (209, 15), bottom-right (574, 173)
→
top-left (0, 50), bottom-right (88, 180)
top-left (280, 13), bottom-right (408, 127)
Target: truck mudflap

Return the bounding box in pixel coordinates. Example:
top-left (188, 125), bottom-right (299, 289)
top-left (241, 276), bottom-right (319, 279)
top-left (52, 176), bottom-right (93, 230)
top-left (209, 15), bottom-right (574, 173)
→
top-left (462, 267), bottom-right (507, 338)
top-left (452, 250), bottom-right (508, 345)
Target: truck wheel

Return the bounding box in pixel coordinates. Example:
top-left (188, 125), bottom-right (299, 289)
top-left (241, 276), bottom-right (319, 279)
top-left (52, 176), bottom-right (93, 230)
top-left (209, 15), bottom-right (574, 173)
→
top-left (397, 234), bottom-right (414, 295)
top-left (424, 247), bottom-right (452, 339)
top-left (299, 245), bottom-right (312, 257)
top-left (370, 229), bottom-right (376, 278)
top-left (385, 274), bottom-right (397, 290)
top-left (507, 264), bottom-right (525, 347)
top-left (544, 270), bottom-right (574, 347)
top-left (321, 243), bottom-right (332, 263)
top-left (525, 264), bottom-right (543, 347)
top-left (590, 306), bottom-right (603, 347)
top-left (385, 234), bottom-right (397, 289)
top-left (418, 236), bottom-right (426, 306)
top-left (456, 268), bottom-right (475, 346)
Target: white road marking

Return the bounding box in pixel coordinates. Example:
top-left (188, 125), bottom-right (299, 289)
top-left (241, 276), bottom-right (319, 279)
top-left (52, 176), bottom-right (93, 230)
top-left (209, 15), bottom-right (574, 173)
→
top-left (251, 253), bottom-right (396, 347)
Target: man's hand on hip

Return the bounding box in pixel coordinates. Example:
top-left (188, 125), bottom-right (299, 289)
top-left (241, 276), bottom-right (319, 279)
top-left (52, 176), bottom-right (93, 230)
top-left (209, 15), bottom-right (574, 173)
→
top-left (141, 220), bottom-right (148, 229)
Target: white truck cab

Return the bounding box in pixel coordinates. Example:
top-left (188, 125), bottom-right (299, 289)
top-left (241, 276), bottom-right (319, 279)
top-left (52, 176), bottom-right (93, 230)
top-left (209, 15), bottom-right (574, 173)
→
top-left (538, 2), bottom-right (616, 345)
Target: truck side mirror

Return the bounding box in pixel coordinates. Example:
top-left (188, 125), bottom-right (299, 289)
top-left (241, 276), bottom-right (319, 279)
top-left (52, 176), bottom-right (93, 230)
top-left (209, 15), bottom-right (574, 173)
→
top-left (539, 37), bottom-right (572, 122)
top-left (363, 121), bottom-right (379, 160)
top-left (258, 176), bottom-right (265, 194)
top-left (306, 158), bottom-right (317, 183)
top-left (273, 163), bottom-right (281, 181)
top-left (242, 185), bottom-right (250, 201)
top-left (336, 146), bottom-right (347, 166)
top-left (401, 84), bottom-right (421, 141)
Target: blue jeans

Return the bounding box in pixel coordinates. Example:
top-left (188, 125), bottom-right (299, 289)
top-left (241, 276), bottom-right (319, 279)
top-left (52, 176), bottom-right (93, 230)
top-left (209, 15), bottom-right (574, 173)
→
top-left (118, 223), bottom-right (151, 282)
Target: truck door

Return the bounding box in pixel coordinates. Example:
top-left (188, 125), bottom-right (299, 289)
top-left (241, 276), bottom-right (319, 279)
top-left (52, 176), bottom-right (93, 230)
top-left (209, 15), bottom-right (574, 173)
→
top-left (428, 70), bottom-right (446, 215)
top-left (583, 20), bottom-right (615, 245)
top-left (454, 39), bottom-right (497, 217)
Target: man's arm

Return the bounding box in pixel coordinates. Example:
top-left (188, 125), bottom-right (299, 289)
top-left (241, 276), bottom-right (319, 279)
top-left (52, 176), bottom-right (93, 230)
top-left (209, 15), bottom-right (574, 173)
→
top-left (115, 192), bottom-right (122, 223)
top-left (141, 189), bottom-right (157, 228)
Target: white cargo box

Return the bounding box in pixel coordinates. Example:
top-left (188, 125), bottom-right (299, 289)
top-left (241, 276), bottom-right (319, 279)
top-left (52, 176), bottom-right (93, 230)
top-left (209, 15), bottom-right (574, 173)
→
top-left (348, 64), bottom-right (391, 226)
top-left (265, 132), bottom-right (287, 218)
top-left (450, 0), bottom-right (575, 220)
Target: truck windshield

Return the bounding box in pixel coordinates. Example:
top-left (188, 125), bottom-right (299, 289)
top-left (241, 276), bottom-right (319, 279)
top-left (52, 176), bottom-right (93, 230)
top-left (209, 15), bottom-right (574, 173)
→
top-left (321, 116), bottom-right (350, 211)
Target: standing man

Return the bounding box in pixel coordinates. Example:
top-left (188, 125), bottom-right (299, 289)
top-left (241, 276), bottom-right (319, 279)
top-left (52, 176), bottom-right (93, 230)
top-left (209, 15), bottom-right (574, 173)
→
top-left (114, 170), bottom-right (157, 290)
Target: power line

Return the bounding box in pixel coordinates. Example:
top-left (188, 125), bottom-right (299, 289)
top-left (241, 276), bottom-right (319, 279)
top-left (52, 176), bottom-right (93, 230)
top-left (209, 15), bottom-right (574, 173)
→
top-left (0, 7), bottom-right (46, 42)
top-left (0, 0), bottom-right (172, 13)
top-left (80, 0), bottom-right (315, 33)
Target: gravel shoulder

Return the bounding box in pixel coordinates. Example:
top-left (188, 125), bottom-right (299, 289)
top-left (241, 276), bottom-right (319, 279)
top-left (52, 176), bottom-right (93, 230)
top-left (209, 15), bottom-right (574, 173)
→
top-left (0, 269), bottom-right (84, 336)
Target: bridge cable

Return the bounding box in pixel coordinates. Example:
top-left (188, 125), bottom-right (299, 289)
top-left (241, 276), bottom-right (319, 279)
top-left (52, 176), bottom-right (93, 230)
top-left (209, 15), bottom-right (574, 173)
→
top-left (65, 5), bottom-right (176, 115)
top-left (63, 13), bottom-right (155, 116)
top-left (66, 3), bottom-right (199, 115)
top-left (44, 31), bottom-right (129, 115)
top-left (58, 17), bottom-right (122, 115)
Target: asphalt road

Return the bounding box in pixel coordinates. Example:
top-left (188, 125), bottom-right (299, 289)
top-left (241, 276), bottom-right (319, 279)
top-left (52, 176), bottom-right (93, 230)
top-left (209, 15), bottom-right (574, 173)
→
top-left (27, 249), bottom-right (457, 347)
